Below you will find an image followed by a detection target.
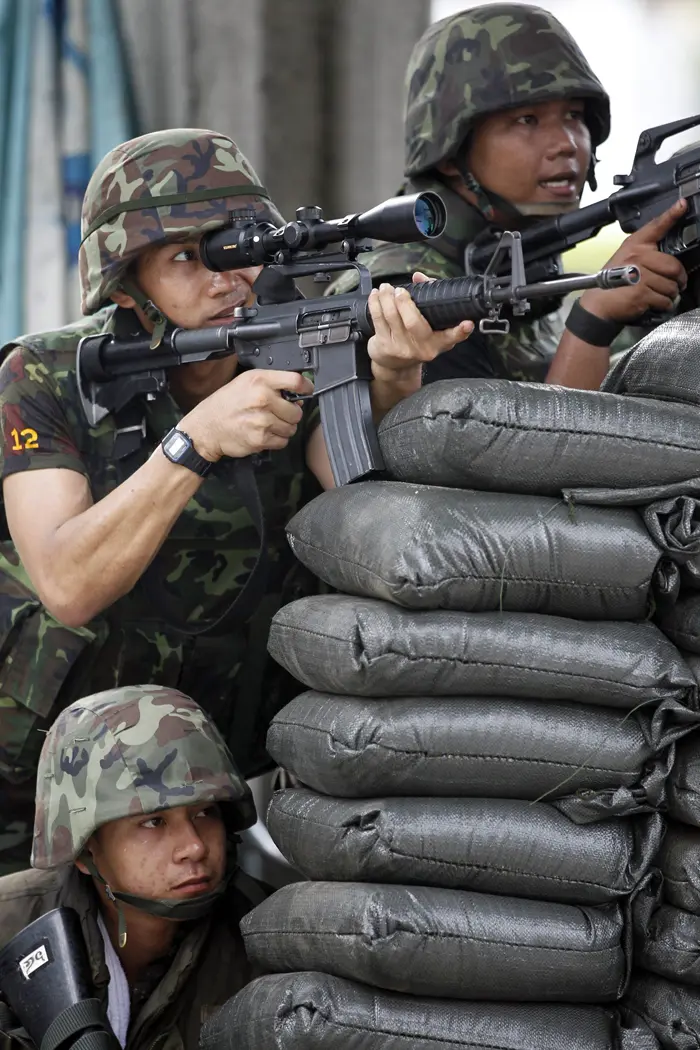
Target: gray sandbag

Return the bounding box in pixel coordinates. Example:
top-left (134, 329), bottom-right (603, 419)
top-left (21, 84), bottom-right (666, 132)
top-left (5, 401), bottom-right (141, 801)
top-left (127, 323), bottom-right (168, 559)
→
top-left (602, 310), bottom-right (700, 407)
top-left (644, 496), bottom-right (700, 592)
top-left (377, 378), bottom-right (700, 503)
top-left (240, 881), bottom-right (628, 1003)
top-left (658, 824), bottom-right (700, 914)
top-left (658, 591), bottom-right (700, 654)
top-left (268, 596), bottom-right (697, 709)
top-left (267, 789), bottom-right (663, 905)
top-left (667, 731), bottom-right (700, 827)
top-left (286, 482), bottom-right (665, 620)
top-left (625, 973), bottom-right (700, 1050)
top-left (202, 971), bottom-right (661, 1050)
top-left (267, 693), bottom-right (692, 819)
top-left (636, 902), bottom-right (700, 986)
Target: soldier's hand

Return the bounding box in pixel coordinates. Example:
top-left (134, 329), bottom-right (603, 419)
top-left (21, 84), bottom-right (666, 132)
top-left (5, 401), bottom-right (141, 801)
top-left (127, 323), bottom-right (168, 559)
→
top-left (367, 276), bottom-right (474, 381)
top-left (180, 370), bottom-right (313, 462)
top-left (579, 199), bottom-right (688, 324)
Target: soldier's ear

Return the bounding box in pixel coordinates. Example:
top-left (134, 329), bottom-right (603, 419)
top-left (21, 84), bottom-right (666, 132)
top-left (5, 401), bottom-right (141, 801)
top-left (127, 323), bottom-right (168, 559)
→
top-left (110, 287), bottom-right (137, 309)
top-left (74, 844), bottom-right (96, 876)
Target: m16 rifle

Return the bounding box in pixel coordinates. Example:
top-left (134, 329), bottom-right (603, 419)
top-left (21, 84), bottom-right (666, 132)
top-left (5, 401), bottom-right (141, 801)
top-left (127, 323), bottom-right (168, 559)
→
top-left (467, 112), bottom-right (700, 283)
top-left (77, 191), bottom-right (638, 487)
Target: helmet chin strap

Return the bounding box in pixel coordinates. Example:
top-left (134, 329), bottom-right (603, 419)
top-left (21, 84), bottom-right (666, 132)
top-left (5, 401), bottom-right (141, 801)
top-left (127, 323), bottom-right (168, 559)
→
top-left (81, 853), bottom-right (231, 949)
top-left (454, 153), bottom-right (599, 225)
top-left (118, 277), bottom-right (171, 350)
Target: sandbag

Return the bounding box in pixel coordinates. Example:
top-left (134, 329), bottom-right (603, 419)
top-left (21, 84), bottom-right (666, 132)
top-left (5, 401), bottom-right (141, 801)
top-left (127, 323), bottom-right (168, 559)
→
top-left (377, 379), bottom-right (700, 503)
top-left (658, 591), bottom-right (700, 654)
top-left (636, 903), bottom-right (700, 986)
top-left (625, 973), bottom-right (700, 1050)
top-left (286, 482), bottom-right (665, 620)
top-left (240, 881), bottom-right (628, 1003)
top-left (267, 789), bottom-right (662, 905)
top-left (658, 823), bottom-right (700, 914)
top-left (602, 310), bottom-right (700, 407)
top-left (268, 596), bottom-right (697, 709)
top-left (202, 971), bottom-right (661, 1050)
top-left (267, 693), bottom-right (692, 819)
top-left (667, 732), bottom-right (700, 827)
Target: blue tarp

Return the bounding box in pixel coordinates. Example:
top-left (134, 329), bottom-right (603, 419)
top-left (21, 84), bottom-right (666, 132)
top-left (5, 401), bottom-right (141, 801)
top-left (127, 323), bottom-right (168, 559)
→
top-left (0, 0), bottom-right (137, 344)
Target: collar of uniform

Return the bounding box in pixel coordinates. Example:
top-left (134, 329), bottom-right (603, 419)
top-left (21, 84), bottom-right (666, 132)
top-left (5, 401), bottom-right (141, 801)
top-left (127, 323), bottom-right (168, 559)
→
top-left (56, 864), bottom-right (111, 999)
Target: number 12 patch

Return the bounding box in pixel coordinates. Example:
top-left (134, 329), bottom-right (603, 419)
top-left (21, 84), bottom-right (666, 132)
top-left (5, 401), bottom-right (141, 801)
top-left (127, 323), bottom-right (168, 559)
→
top-left (10, 428), bottom-right (38, 451)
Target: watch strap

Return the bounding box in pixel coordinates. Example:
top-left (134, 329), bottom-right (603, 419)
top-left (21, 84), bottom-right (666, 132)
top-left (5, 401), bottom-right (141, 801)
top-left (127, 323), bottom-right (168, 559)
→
top-left (161, 427), bottom-right (213, 477)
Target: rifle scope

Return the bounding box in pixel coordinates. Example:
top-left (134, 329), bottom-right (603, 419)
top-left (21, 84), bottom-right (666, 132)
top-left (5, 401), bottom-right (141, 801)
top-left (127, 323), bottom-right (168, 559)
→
top-left (199, 191), bottom-right (446, 271)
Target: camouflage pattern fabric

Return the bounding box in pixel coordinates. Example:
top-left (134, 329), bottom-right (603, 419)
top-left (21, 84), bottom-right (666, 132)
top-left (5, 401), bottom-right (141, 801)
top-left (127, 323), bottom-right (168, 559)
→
top-left (31, 684), bottom-right (255, 869)
top-left (79, 129), bottom-right (284, 314)
top-left (404, 2), bottom-right (610, 178)
top-left (0, 305), bottom-right (319, 873)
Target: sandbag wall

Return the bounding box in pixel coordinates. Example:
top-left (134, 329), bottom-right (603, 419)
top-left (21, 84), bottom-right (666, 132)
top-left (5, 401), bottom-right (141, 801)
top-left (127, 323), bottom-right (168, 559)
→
top-left (200, 361), bottom-right (700, 1050)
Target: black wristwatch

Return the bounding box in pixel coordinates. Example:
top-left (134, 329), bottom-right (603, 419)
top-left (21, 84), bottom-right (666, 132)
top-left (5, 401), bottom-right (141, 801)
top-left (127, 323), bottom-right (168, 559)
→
top-left (161, 427), bottom-right (213, 477)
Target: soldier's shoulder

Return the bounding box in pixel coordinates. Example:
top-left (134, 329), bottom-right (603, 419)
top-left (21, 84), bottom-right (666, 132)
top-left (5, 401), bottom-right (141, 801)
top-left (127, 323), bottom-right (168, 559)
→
top-left (326, 242), bottom-right (461, 295)
top-left (0, 867), bottom-right (62, 903)
top-left (3, 307), bottom-right (117, 362)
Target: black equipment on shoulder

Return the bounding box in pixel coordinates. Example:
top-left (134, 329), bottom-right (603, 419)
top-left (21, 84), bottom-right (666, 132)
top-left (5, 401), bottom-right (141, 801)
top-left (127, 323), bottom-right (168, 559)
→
top-left (76, 189), bottom-right (638, 488)
top-left (467, 112), bottom-right (700, 281)
top-left (0, 907), bottom-right (120, 1050)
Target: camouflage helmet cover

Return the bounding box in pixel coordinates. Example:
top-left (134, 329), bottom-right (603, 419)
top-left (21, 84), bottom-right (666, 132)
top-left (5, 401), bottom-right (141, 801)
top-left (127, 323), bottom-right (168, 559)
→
top-left (404, 3), bottom-right (611, 178)
top-left (79, 128), bottom-right (284, 314)
top-left (32, 684), bottom-right (256, 869)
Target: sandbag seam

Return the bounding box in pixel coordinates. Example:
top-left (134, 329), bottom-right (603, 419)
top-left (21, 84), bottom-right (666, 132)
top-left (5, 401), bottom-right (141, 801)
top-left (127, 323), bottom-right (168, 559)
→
top-left (245, 929), bottom-right (621, 954)
top-left (289, 539), bottom-right (652, 594)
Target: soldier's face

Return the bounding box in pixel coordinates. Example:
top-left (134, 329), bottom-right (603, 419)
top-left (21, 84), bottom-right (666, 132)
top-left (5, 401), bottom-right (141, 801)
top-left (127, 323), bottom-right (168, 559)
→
top-left (115, 239), bottom-right (262, 330)
top-left (83, 801), bottom-right (227, 902)
top-left (465, 98), bottom-right (591, 207)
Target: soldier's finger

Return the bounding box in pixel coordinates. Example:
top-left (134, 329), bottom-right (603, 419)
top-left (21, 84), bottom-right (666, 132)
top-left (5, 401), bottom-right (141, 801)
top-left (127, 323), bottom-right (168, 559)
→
top-left (639, 250), bottom-right (687, 289)
top-left (393, 286), bottom-right (433, 340)
top-left (636, 198), bottom-right (687, 243)
top-left (270, 397), bottom-right (304, 426)
top-left (412, 271), bottom-right (435, 284)
top-left (367, 287), bottom-right (393, 341)
top-left (376, 283), bottom-right (410, 338)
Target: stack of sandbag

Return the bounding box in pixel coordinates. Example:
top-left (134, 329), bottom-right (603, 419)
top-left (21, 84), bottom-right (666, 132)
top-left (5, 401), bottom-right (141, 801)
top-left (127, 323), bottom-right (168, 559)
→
top-left (200, 348), bottom-right (700, 1050)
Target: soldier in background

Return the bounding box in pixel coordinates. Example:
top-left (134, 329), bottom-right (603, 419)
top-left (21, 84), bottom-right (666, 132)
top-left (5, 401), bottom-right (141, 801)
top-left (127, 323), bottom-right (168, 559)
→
top-left (0, 685), bottom-right (264, 1050)
top-left (328, 3), bottom-right (686, 389)
top-left (0, 129), bottom-right (472, 875)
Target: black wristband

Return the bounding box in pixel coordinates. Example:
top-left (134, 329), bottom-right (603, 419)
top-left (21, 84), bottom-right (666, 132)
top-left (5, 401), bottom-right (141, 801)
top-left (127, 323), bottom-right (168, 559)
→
top-left (564, 299), bottom-right (625, 347)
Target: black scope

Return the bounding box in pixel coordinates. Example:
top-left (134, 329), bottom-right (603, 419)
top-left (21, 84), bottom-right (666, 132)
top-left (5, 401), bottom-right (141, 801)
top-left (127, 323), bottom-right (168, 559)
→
top-left (199, 191), bottom-right (446, 271)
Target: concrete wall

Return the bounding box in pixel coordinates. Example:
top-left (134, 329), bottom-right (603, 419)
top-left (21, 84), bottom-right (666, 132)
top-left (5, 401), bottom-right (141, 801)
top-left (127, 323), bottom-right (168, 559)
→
top-left (118, 0), bottom-right (429, 222)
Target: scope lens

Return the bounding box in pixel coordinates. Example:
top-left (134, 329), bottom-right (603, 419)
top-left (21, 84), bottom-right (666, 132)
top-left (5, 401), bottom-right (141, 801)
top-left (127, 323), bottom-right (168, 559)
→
top-left (413, 193), bottom-right (445, 239)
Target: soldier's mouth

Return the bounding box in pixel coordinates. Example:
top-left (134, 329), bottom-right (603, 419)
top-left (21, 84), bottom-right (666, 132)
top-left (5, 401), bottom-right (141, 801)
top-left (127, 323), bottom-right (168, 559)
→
top-left (171, 875), bottom-right (212, 895)
top-left (538, 174), bottom-right (579, 199)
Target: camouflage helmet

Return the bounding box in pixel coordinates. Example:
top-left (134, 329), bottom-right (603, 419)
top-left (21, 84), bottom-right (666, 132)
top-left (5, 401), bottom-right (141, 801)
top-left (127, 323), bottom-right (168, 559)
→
top-left (32, 684), bottom-right (256, 869)
top-left (404, 3), bottom-right (610, 178)
top-left (79, 128), bottom-right (284, 315)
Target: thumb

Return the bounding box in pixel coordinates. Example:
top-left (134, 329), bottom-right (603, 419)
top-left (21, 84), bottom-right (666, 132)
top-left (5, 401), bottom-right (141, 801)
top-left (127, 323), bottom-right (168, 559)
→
top-left (412, 271), bottom-right (436, 284)
top-left (638, 197), bottom-right (687, 241)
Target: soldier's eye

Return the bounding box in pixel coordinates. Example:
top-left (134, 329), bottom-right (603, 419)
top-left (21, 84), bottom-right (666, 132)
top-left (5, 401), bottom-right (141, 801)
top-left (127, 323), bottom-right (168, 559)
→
top-left (141, 816), bottom-right (164, 829)
top-left (515, 114), bottom-right (537, 127)
top-left (173, 247), bottom-right (199, 263)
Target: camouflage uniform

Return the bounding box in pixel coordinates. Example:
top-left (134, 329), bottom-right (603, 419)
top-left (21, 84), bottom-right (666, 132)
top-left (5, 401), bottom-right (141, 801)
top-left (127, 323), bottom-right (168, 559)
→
top-left (0, 131), bottom-right (320, 874)
top-left (0, 685), bottom-right (262, 1050)
top-left (328, 3), bottom-right (610, 383)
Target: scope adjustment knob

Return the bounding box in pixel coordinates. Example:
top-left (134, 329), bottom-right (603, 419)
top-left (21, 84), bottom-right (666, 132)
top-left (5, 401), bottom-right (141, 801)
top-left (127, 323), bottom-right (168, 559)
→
top-left (296, 205), bottom-right (323, 222)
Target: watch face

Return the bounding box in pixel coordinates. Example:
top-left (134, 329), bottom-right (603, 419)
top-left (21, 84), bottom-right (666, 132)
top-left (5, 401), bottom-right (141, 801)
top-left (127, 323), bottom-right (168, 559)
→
top-left (165, 431), bottom-right (190, 459)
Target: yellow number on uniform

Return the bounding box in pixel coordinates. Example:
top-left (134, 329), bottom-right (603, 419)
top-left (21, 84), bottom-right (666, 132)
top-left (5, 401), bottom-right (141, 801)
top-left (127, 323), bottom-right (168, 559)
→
top-left (10, 428), bottom-right (39, 451)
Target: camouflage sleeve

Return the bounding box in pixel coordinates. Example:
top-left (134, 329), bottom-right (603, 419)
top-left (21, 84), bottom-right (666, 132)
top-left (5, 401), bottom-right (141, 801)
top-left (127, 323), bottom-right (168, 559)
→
top-left (0, 346), bottom-right (88, 479)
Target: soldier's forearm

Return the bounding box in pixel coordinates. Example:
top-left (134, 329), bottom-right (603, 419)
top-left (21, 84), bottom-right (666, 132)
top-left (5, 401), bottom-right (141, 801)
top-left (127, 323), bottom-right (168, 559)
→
top-left (545, 329), bottom-right (611, 390)
top-left (9, 451), bottom-right (203, 628)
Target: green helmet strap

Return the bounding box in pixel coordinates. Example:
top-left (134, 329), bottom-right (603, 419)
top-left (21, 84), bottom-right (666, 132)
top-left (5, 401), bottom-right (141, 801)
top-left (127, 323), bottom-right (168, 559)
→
top-left (81, 854), bottom-right (231, 949)
top-left (118, 277), bottom-right (170, 349)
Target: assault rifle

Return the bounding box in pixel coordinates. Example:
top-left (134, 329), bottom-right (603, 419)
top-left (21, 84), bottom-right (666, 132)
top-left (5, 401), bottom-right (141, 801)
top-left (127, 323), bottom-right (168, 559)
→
top-left (77, 192), bottom-right (638, 487)
top-left (467, 112), bottom-right (700, 281)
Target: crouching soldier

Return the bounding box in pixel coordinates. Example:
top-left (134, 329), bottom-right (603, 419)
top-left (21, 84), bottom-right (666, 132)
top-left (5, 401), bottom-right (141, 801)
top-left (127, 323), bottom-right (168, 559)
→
top-left (0, 684), bottom-right (263, 1050)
